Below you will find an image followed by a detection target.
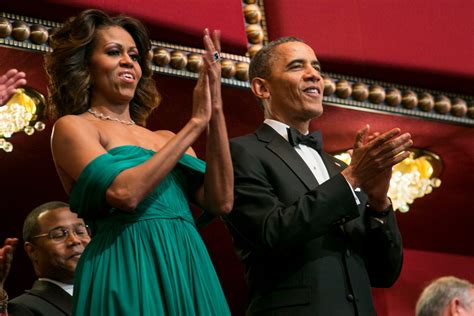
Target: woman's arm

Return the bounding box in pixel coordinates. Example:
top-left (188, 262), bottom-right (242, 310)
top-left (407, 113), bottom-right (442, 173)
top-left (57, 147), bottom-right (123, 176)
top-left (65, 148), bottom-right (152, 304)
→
top-left (104, 114), bottom-right (210, 211)
top-left (51, 112), bottom-right (209, 212)
top-left (194, 29), bottom-right (234, 215)
top-left (51, 32), bottom-right (228, 213)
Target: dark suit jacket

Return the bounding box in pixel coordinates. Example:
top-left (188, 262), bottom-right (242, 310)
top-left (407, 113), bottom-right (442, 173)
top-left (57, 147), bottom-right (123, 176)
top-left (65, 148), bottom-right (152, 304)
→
top-left (8, 280), bottom-right (72, 316)
top-left (225, 124), bottom-right (403, 316)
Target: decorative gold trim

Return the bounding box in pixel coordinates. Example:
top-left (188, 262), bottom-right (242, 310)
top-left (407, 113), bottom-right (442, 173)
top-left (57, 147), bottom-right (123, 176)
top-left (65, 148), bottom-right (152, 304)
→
top-left (258, 0), bottom-right (269, 45)
top-left (241, 0), bottom-right (268, 57)
top-left (0, 87), bottom-right (47, 152)
top-left (1, 12), bottom-right (473, 126)
top-left (323, 72), bottom-right (474, 126)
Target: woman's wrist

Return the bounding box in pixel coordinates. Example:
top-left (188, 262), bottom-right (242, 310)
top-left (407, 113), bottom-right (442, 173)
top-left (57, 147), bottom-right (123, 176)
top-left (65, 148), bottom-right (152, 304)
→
top-left (210, 105), bottom-right (224, 117)
top-left (188, 116), bottom-right (209, 131)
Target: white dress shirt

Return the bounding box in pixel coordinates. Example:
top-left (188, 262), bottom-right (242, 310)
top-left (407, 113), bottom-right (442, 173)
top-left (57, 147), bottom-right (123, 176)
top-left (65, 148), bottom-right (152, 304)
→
top-left (264, 119), bottom-right (360, 205)
top-left (264, 119), bottom-right (330, 184)
top-left (38, 278), bottom-right (73, 296)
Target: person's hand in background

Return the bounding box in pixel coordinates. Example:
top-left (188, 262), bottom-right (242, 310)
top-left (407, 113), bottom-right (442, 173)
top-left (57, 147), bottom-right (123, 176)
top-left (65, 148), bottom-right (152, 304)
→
top-left (0, 69), bottom-right (27, 104)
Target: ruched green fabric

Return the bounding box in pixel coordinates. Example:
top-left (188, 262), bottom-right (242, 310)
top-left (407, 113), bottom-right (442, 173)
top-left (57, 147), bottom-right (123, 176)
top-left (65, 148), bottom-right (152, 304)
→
top-left (70, 145), bottom-right (230, 316)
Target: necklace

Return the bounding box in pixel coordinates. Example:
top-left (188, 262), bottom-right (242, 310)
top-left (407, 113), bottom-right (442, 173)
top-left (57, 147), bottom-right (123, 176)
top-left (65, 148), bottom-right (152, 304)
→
top-left (87, 108), bottom-right (135, 125)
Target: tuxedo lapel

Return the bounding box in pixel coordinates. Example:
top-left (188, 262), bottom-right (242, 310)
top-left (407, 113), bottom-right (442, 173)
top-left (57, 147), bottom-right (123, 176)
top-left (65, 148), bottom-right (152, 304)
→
top-left (27, 280), bottom-right (73, 315)
top-left (320, 152), bottom-right (345, 178)
top-left (320, 153), bottom-right (368, 205)
top-left (255, 124), bottom-right (319, 190)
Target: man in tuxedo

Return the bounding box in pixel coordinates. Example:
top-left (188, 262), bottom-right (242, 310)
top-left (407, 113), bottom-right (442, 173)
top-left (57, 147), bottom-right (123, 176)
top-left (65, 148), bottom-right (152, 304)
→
top-left (225, 37), bottom-right (413, 315)
top-left (8, 201), bottom-right (91, 315)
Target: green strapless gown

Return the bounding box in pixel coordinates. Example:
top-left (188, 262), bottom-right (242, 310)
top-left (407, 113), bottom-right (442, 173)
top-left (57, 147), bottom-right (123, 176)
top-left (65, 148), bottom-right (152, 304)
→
top-left (69, 145), bottom-right (230, 315)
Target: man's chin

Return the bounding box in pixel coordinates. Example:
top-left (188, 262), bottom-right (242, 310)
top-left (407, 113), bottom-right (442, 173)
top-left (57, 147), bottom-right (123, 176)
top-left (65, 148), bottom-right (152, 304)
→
top-left (313, 109), bottom-right (323, 119)
top-left (65, 257), bottom-right (81, 270)
top-left (305, 108), bottom-right (323, 121)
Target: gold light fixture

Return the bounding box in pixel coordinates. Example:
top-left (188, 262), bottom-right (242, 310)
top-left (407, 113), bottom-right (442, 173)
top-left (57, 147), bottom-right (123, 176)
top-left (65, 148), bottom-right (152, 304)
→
top-left (334, 149), bottom-right (442, 212)
top-left (0, 88), bottom-right (46, 152)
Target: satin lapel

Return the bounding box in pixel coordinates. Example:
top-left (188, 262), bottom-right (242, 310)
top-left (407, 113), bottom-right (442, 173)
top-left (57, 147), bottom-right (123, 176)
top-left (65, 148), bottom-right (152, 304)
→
top-left (320, 152), bottom-right (368, 203)
top-left (320, 152), bottom-right (346, 177)
top-left (256, 124), bottom-right (319, 190)
top-left (28, 280), bottom-right (73, 315)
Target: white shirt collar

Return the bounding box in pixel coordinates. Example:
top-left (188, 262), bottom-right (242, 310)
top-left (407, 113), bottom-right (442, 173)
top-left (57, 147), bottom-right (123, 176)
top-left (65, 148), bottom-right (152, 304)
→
top-left (38, 278), bottom-right (73, 296)
top-left (264, 119), bottom-right (311, 141)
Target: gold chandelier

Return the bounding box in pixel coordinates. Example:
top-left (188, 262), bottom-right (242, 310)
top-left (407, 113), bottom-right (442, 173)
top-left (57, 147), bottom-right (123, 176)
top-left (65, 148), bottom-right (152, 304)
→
top-left (334, 149), bottom-right (442, 212)
top-left (0, 88), bottom-right (46, 152)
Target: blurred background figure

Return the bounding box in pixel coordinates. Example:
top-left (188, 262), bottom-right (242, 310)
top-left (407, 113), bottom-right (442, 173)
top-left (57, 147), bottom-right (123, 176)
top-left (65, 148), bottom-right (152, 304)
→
top-left (8, 201), bottom-right (91, 316)
top-left (416, 276), bottom-right (474, 316)
top-left (0, 238), bottom-right (18, 316)
top-left (0, 68), bottom-right (27, 104)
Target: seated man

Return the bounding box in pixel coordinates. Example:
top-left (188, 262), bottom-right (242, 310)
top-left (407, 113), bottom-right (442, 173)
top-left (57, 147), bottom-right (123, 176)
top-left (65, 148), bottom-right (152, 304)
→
top-left (416, 276), bottom-right (474, 316)
top-left (8, 201), bottom-right (91, 315)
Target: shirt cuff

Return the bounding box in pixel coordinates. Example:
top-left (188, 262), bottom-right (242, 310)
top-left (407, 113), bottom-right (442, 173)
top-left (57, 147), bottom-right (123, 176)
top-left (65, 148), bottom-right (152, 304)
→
top-left (343, 178), bottom-right (361, 205)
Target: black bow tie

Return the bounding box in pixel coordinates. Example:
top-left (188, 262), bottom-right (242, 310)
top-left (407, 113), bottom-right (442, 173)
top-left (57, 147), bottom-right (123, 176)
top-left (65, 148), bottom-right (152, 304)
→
top-left (287, 127), bottom-right (323, 153)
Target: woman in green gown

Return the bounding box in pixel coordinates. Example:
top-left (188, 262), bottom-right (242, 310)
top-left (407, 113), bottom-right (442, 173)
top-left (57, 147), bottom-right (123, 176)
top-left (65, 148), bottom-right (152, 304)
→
top-left (45, 9), bottom-right (233, 315)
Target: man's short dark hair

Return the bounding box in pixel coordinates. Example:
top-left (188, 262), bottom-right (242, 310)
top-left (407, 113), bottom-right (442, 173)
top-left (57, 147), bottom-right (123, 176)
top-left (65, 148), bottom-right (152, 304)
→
top-left (249, 36), bottom-right (305, 82)
top-left (23, 201), bottom-right (70, 241)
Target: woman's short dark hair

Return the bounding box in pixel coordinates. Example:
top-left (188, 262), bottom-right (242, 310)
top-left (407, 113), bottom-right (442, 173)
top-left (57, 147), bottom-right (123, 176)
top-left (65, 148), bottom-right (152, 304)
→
top-left (45, 9), bottom-right (160, 126)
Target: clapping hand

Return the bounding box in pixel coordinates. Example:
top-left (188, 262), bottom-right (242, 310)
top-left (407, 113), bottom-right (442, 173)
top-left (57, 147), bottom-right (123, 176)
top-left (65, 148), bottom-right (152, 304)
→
top-left (343, 125), bottom-right (413, 210)
top-left (202, 28), bottom-right (222, 112)
top-left (0, 69), bottom-right (27, 104)
top-left (191, 29), bottom-right (222, 128)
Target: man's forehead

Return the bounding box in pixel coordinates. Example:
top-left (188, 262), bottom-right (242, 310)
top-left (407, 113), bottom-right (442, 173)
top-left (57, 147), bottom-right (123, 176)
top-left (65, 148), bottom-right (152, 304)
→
top-left (273, 41), bottom-right (317, 62)
top-left (37, 207), bottom-right (82, 225)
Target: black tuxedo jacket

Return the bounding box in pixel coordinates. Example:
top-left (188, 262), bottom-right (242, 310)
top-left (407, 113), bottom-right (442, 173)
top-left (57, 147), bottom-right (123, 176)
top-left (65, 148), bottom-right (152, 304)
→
top-left (225, 124), bottom-right (403, 316)
top-left (8, 280), bottom-right (72, 316)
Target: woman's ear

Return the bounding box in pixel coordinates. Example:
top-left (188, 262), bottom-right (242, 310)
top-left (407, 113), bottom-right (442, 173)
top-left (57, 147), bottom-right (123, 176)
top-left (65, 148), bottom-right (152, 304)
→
top-left (251, 77), bottom-right (270, 102)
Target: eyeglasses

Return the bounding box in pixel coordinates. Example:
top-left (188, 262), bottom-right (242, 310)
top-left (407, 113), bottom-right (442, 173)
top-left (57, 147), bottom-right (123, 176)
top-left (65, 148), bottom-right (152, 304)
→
top-left (30, 224), bottom-right (91, 242)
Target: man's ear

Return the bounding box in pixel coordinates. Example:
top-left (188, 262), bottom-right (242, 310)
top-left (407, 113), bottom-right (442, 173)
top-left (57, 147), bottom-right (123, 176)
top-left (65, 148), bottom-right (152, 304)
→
top-left (447, 297), bottom-right (464, 315)
top-left (251, 77), bottom-right (271, 101)
top-left (24, 241), bottom-right (37, 261)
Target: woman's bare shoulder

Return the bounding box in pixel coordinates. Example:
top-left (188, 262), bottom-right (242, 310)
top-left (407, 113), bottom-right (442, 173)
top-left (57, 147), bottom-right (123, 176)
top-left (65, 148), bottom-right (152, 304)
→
top-left (53, 114), bottom-right (95, 131)
top-left (51, 114), bottom-right (103, 156)
top-left (52, 114), bottom-right (99, 141)
top-left (153, 129), bottom-right (175, 139)
top-left (50, 114), bottom-right (106, 184)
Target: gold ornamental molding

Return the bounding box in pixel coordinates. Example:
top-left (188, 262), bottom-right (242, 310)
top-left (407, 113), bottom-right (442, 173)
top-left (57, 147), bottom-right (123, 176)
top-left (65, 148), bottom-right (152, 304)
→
top-left (241, 0), bottom-right (269, 57)
top-left (322, 73), bottom-right (474, 126)
top-left (1, 12), bottom-right (473, 126)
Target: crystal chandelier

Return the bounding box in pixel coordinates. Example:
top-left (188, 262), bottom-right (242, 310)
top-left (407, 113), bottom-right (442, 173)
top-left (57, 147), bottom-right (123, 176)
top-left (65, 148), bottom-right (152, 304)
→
top-left (334, 149), bottom-right (442, 212)
top-left (0, 88), bottom-right (46, 152)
